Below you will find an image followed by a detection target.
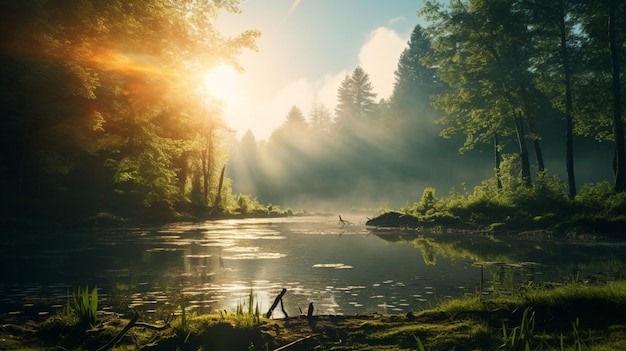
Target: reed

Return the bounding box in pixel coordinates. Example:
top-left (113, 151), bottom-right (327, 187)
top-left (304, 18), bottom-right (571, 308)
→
top-left (66, 285), bottom-right (98, 328)
top-left (236, 289), bottom-right (261, 326)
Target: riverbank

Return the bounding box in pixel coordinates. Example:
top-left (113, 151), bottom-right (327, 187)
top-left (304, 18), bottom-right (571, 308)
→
top-left (365, 210), bottom-right (626, 239)
top-left (3, 281), bottom-right (625, 350)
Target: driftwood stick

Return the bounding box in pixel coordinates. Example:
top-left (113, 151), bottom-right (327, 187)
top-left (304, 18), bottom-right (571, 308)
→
top-left (97, 313), bottom-right (139, 351)
top-left (133, 321), bottom-right (169, 331)
top-left (338, 215), bottom-right (350, 226)
top-left (266, 288), bottom-right (287, 318)
top-left (307, 302), bottom-right (314, 317)
top-left (280, 297), bottom-right (288, 319)
top-left (273, 334), bottom-right (317, 351)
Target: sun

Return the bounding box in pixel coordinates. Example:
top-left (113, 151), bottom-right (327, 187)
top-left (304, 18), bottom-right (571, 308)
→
top-left (201, 64), bottom-right (239, 103)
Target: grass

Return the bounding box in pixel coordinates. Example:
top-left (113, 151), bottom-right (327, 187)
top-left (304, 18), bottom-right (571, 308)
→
top-left (429, 281), bottom-right (626, 351)
top-left (61, 285), bottom-right (98, 329)
top-left (4, 281), bottom-right (626, 350)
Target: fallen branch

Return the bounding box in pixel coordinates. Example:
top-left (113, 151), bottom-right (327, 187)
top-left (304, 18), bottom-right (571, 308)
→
top-left (338, 215), bottom-right (351, 227)
top-left (133, 321), bottom-right (169, 331)
top-left (266, 288), bottom-right (287, 318)
top-left (97, 313), bottom-right (139, 351)
top-left (273, 334), bottom-right (318, 351)
top-left (96, 314), bottom-right (169, 351)
top-left (280, 296), bottom-right (288, 319)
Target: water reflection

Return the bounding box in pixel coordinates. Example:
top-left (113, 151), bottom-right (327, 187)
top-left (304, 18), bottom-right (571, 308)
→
top-left (1, 216), bottom-right (625, 322)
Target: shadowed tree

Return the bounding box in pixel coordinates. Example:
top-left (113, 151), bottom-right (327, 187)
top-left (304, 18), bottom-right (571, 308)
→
top-left (389, 24), bottom-right (439, 125)
top-left (421, 0), bottom-right (545, 187)
top-left (573, 0), bottom-right (626, 192)
top-left (524, 0), bottom-right (585, 198)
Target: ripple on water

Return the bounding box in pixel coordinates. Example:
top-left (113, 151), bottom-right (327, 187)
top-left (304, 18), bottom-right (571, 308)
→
top-left (223, 252), bottom-right (286, 260)
top-left (312, 263), bottom-right (353, 269)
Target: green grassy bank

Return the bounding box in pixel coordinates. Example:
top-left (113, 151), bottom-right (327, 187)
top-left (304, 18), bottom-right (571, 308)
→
top-left (2, 281), bottom-right (626, 351)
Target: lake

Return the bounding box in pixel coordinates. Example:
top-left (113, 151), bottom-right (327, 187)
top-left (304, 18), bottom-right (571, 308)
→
top-left (1, 215), bottom-right (625, 322)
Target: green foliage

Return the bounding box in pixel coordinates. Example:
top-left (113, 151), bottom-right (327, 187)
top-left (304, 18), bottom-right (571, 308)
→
top-left (501, 307), bottom-right (536, 351)
top-left (65, 285), bottom-right (98, 329)
top-left (396, 153), bottom-right (625, 233)
top-left (417, 187), bottom-right (437, 214)
top-left (0, 0), bottom-right (259, 222)
top-left (575, 181), bottom-right (626, 219)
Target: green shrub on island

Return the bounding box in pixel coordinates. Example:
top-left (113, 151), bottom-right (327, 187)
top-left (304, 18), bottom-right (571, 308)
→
top-left (376, 154), bottom-right (626, 234)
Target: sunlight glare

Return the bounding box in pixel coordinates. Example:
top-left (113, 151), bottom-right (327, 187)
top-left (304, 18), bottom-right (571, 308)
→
top-left (202, 64), bottom-right (238, 102)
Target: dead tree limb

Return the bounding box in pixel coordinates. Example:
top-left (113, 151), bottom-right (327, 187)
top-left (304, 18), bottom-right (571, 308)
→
top-left (97, 313), bottom-right (139, 351)
top-left (273, 334), bottom-right (318, 351)
top-left (96, 314), bottom-right (170, 351)
top-left (266, 288), bottom-right (287, 318)
top-left (133, 321), bottom-right (169, 331)
top-left (280, 297), bottom-right (288, 319)
top-left (339, 215), bottom-right (351, 227)
top-left (307, 302), bottom-right (314, 317)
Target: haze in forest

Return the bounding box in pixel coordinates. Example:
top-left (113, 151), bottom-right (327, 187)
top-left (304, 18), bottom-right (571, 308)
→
top-left (0, 0), bottom-right (623, 221)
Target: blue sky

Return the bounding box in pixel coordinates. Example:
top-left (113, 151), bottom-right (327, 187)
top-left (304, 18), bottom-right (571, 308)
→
top-left (216, 0), bottom-right (426, 140)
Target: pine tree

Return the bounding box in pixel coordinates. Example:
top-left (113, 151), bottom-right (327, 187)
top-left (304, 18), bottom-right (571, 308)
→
top-left (334, 66), bottom-right (378, 129)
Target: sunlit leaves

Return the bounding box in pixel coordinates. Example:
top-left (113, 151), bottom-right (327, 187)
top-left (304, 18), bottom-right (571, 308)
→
top-left (0, 0), bottom-right (258, 216)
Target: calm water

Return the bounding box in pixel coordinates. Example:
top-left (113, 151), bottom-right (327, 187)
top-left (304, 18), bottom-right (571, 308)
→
top-left (1, 216), bottom-right (625, 321)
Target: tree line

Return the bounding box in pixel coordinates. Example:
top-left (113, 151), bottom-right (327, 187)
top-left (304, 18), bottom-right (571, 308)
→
top-left (229, 0), bottom-right (625, 209)
top-left (1, 0), bottom-right (624, 222)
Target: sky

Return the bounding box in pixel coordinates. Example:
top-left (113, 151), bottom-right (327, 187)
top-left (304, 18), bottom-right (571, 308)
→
top-left (215, 0), bottom-right (426, 140)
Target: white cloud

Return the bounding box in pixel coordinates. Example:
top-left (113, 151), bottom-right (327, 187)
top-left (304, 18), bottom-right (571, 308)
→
top-left (358, 27), bottom-right (408, 100)
top-left (224, 26), bottom-right (408, 140)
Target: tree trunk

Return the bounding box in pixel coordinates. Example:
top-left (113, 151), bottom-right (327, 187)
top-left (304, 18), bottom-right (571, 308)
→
top-left (215, 164), bottom-right (226, 208)
top-left (174, 152), bottom-right (189, 196)
top-left (559, 1), bottom-right (576, 198)
top-left (494, 134), bottom-right (502, 190)
top-left (201, 145), bottom-right (209, 202)
top-left (526, 118), bottom-right (545, 172)
top-left (517, 74), bottom-right (544, 173)
top-left (609, 0), bottom-right (626, 192)
top-left (514, 111), bottom-right (532, 187)
top-left (202, 124), bottom-right (214, 203)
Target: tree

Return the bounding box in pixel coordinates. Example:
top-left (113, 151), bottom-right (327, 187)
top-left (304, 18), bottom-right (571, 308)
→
top-left (309, 102), bottom-right (333, 135)
top-left (421, 0), bottom-right (545, 187)
top-left (227, 129), bottom-right (266, 201)
top-left (608, 0), bottom-right (626, 192)
top-left (390, 24), bottom-right (439, 122)
top-left (524, 0), bottom-right (585, 198)
top-left (351, 67), bottom-right (378, 120)
top-left (0, 0), bottom-right (259, 218)
top-left (335, 66), bottom-right (378, 129)
top-left (388, 24), bottom-right (445, 152)
top-left (261, 106), bottom-right (314, 203)
top-left (575, 0), bottom-right (626, 192)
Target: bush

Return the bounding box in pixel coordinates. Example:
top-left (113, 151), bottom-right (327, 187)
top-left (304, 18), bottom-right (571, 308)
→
top-left (575, 181), bottom-right (626, 219)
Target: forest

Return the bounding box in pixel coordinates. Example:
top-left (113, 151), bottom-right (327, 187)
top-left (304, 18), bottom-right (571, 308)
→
top-left (1, 0), bottom-right (626, 226)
